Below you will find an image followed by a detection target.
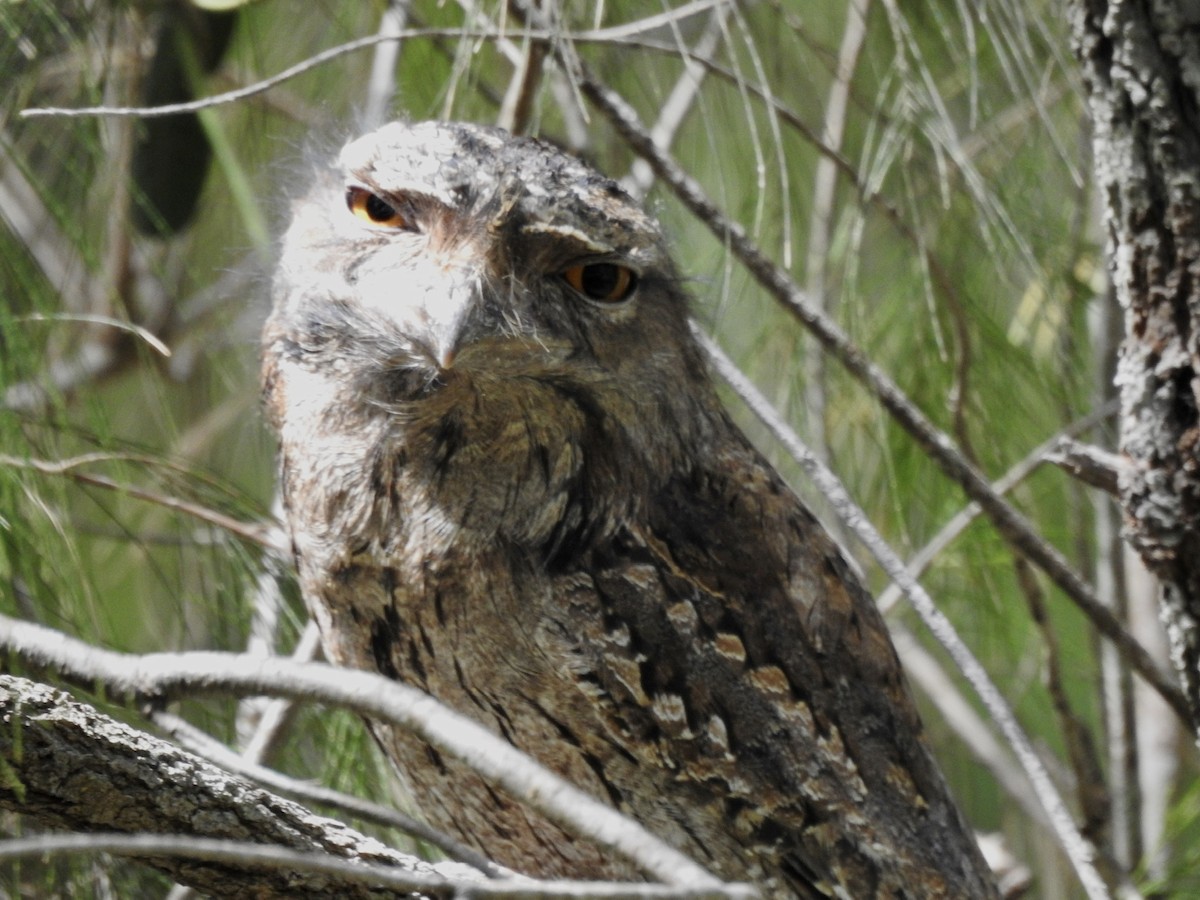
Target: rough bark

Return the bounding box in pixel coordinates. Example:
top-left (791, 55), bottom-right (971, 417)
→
top-left (1070, 0), bottom-right (1200, 732)
top-left (0, 674), bottom-right (476, 898)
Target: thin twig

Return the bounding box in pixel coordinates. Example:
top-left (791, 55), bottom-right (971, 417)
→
top-left (16, 313), bottom-right (172, 357)
top-left (622, 3), bottom-right (732, 199)
top-left (0, 453), bottom-right (281, 551)
top-left (237, 619), bottom-right (321, 763)
top-left (875, 400), bottom-right (1119, 614)
top-left (803, 0), bottom-right (871, 465)
top-left (0, 833), bottom-right (747, 899)
top-left (363, 1), bottom-right (409, 128)
top-left (1046, 438), bottom-right (1126, 496)
top-left (21, 31), bottom-right (486, 119)
top-left (1016, 560), bottom-right (1113, 859)
top-left (151, 708), bottom-right (505, 878)
top-left (18, 11), bottom-right (726, 123)
top-left (496, 19), bottom-right (547, 135)
top-left (888, 625), bottom-right (1048, 828)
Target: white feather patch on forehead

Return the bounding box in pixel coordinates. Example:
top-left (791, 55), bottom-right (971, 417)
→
top-left (338, 122), bottom-right (504, 207)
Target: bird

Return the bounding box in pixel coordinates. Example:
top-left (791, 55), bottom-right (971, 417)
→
top-left (261, 120), bottom-right (999, 898)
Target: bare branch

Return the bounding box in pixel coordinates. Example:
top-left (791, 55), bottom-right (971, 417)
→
top-left (803, 0), bottom-right (871, 464)
top-left (888, 626), bottom-right (1046, 828)
top-left (363, 1), bottom-right (410, 128)
top-left (18, 10), bottom-right (726, 123)
top-left (0, 831), bottom-right (745, 899)
top-left (876, 402), bottom-right (1119, 614)
top-left (0, 674), bottom-right (481, 899)
top-left (1016, 559), bottom-right (1117, 889)
top-left (0, 614), bottom-right (749, 894)
top-left (151, 708), bottom-right (504, 878)
top-left (21, 31), bottom-right (483, 120)
top-left (622, 4), bottom-right (731, 199)
top-left (235, 618), bottom-right (320, 760)
top-left (1046, 438), bottom-right (1126, 496)
top-left (496, 25), bottom-right (548, 135)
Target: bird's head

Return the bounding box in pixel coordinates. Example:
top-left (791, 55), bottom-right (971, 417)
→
top-left (265, 121), bottom-right (720, 547)
top-left (270, 121), bottom-right (706, 404)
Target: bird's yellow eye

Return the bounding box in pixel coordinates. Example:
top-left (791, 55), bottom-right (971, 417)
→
top-left (346, 187), bottom-right (409, 228)
top-left (562, 263), bottom-right (638, 304)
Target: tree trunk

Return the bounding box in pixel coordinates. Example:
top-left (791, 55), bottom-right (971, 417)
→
top-left (1070, 0), bottom-right (1200, 734)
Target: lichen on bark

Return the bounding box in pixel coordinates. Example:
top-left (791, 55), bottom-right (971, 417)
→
top-left (1071, 0), bottom-right (1200, 730)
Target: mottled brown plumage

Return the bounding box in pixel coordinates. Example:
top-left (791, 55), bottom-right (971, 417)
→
top-left (262, 121), bottom-right (998, 897)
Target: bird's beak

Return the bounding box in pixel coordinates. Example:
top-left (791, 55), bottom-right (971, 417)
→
top-left (416, 272), bottom-right (480, 371)
top-left (356, 253), bottom-right (488, 371)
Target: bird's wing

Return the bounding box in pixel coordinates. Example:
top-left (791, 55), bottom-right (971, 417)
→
top-left (545, 431), bottom-right (994, 897)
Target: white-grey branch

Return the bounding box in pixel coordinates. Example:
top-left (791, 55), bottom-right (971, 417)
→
top-left (0, 674), bottom-right (482, 899)
top-left (0, 614), bottom-right (754, 897)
